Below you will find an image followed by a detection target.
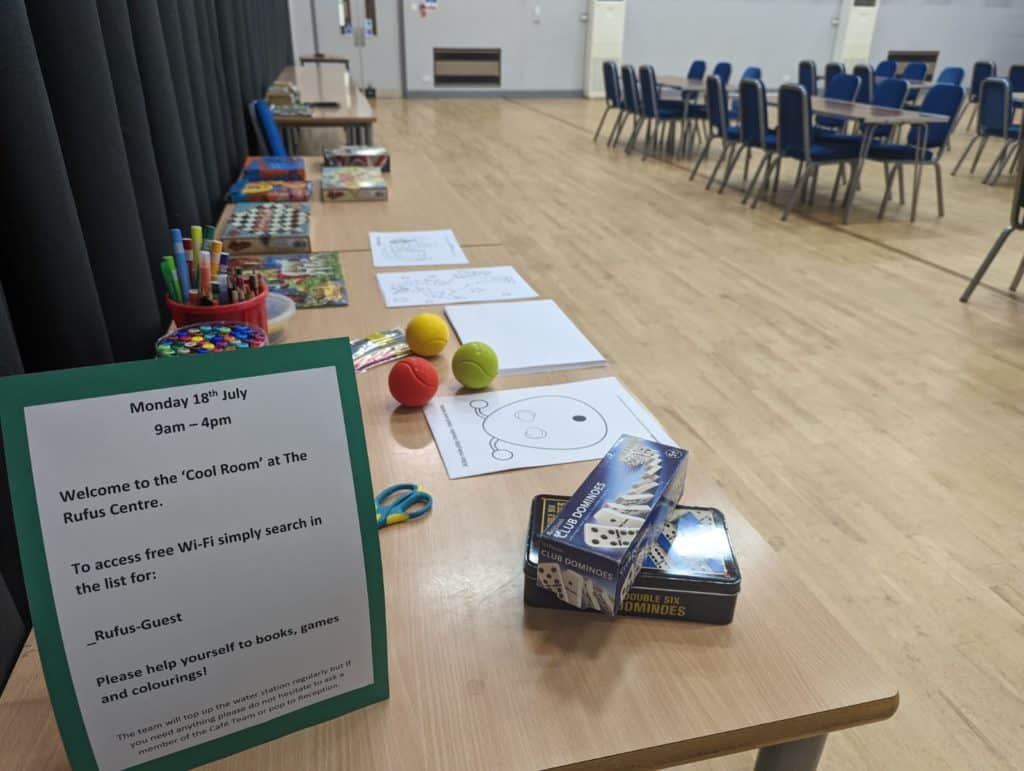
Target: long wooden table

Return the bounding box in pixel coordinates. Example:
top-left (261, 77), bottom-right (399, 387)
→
top-left (273, 65), bottom-right (376, 144)
top-left (0, 155), bottom-right (898, 770)
top-left (299, 54), bottom-right (350, 70)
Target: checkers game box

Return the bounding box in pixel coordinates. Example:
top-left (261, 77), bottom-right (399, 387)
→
top-left (525, 495), bottom-right (740, 624)
top-left (240, 156), bottom-right (306, 181)
top-left (535, 435), bottom-right (688, 615)
top-left (220, 202), bottom-right (311, 254)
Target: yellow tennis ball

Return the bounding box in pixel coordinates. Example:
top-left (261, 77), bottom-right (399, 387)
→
top-left (405, 313), bottom-right (449, 357)
top-left (452, 342), bottom-right (499, 389)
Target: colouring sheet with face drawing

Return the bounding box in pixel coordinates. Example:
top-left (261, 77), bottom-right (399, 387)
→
top-left (423, 377), bottom-right (675, 479)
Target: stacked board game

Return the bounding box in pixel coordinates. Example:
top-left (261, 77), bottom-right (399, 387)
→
top-left (220, 202), bottom-right (311, 254)
top-left (321, 167), bottom-right (388, 202)
top-left (240, 156), bottom-right (306, 181)
top-left (229, 253), bottom-right (349, 308)
top-left (323, 145), bottom-right (391, 172)
top-left (225, 180), bottom-right (313, 203)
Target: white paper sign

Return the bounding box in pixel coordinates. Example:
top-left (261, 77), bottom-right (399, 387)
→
top-left (369, 229), bottom-right (469, 267)
top-left (375, 266), bottom-right (538, 308)
top-left (423, 377), bottom-right (674, 479)
top-left (22, 367), bottom-right (374, 770)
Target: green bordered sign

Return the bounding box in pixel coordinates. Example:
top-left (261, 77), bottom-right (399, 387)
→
top-left (0, 339), bottom-right (387, 770)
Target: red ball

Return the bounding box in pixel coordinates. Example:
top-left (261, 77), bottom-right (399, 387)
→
top-left (388, 356), bottom-right (439, 407)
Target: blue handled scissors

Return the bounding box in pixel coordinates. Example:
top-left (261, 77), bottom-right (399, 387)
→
top-left (375, 483), bottom-right (433, 528)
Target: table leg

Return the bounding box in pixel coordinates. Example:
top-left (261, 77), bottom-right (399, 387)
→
top-left (753, 734), bottom-right (827, 771)
top-left (366, 123), bottom-right (374, 145)
top-left (842, 124), bottom-right (877, 225)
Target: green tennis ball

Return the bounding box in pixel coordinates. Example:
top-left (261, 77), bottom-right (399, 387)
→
top-left (452, 342), bottom-right (499, 389)
top-left (405, 313), bottom-right (449, 357)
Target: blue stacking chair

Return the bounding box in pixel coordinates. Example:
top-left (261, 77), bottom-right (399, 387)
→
top-left (735, 78), bottom-right (778, 204)
top-left (618, 65), bottom-right (644, 152)
top-left (953, 78), bottom-right (1019, 182)
top-left (875, 60), bottom-right (897, 78)
top-left (869, 83), bottom-right (965, 221)
top-left (729, 67), bottom-right (763, 119)
top-left (637, 64), bottom-right (684, 159)
top-left (594, 60), bottom-right (624, 143)
top-left (687, 60), bottom-right (707, 80)
top-left (966, 61), bottom-right (997, 131)
top-left (853, 64), bottom-right (874, 104)
top-left (773, 84), bottom-right (860, 220)
top-left (816, 73), bottom-right (861, 133)
top-left (252, 99), bottom-right (288, 156)
top-left (713, 62), bottom-right (733, 89)
top-left (1008, 64), bottom-right (1024, 110)
top-left (689, 75), bottom-right (739, 189)
top-left (903, 62), bottom-right (928, 103)
top-left (798, 60), bottom-right (817, 96)
top-left (936, 66), bottom-right (965, 87)
top-left (824, 62), bottom-right (845, 87)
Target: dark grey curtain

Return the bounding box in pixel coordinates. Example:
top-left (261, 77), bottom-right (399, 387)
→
top-left (0, 0), bottom-right (293, 690)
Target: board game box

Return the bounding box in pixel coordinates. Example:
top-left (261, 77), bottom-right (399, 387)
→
top-left (323, 145), bottom-right (391, 172)
top-left (220, 202), bottom-right (311, 254)
top-left (228, 252), bottom-right (349, 308)
top-left (321, 167), bottom-right (389, 202)
top-left (525, 495), bottom-right (740, 624)
top-left (225, 180), bottom-right (313, 202)
top-left (535, 435), bottom-right (688, 615)
top-left (240, 156), bottom-right (307, 181)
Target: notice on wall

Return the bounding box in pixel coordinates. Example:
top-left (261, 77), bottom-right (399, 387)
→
top-left (0, 339), bottom-right (387, 771)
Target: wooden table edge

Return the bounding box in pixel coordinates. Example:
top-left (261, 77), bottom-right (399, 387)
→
top-left (273, 115), bottom-right (377, 126)
top-left (547, 692), bottom-right (900, 771)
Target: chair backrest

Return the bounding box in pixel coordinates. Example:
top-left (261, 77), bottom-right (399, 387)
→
top-left (906, 83), bottom-right (965, 150)
top-left (824, 62), bottom-right (845, 86)
top-left (253, 99), bottom-right (288, 156)
top-left (638, 65), bottom-right (659, 119)
top-left (738, 78), bottom-right (770, 149)
top-left (970, 61), bottom-right (996, 100)
top-left (713, 62), bottom-right (732, 88)
top-left (1008, 64), bottom-right (1024, 92)
top-left (874, 77), bottom-right (909, 109)
top-left (621, 65), bottom-right (640, 114)
top-left (798, 60), bottom-right (817, 95)
top-left (875, 60), bottom-right (897, 78)
top-left (902, 61), bottom-right (927, 81)
top-left (777, 83), bottom-right (812, 160)
top-left (853, 64), bottom-right (874, 103)
top-left (978, 77), bottom-right (1013, 137)
top-left (704, 75), bottom-right (731, 137)
top-left (601, 60), bottom-right (621, 108)
top-left (871, 77), bottom-right (909, 139)
top-left (825, 72), bottom-right (861, 102)
top-left (687, 60), bottom-right (706, 80)
top-left (936, 66), bottom-right (965, 87)
top-left (740, 66), bottom-right (762, 81)
top-left (247, 100), bottom-right (269, 155)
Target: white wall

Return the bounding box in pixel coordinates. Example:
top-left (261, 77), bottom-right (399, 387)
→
top-left (870, 0), bottom-right (1024, 75)
top-left (402, 0), bottom-right (589, 94)
top-left (622, 0), bottom-right (844, 87)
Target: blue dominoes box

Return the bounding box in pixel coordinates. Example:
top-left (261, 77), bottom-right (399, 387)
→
top-left (535, 435), bottom-right (688, 615)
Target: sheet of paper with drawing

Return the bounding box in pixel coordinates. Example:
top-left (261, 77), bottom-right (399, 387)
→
top-left (369, 230), bottom-right (469, 268)
top-left (423, 377), bottom-right (675, 479)
top-left (375, 266), bottom-right (538, 308)
top-left (444, 299), bottom-right (607, 375)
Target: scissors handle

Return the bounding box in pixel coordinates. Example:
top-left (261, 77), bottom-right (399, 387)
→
top-left (375, 484), bottom-right (432, 528)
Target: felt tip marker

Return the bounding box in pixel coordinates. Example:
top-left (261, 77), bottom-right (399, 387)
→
top-left (190, 226), bottom-right (203, 282)
top-left (170, 228), bottom-right (192, 296)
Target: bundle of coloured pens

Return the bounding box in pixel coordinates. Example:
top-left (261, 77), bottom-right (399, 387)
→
top-left (160, 226), bottom-right (267, 306)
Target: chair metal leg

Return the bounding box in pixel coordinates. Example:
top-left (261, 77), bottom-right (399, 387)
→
top-left (743, 153), bottom-right (769, 204)
top-left (690, 135), bottom-right (713, 180)
top-left (808, 165), bottom-right (820, 208)
top-left (830, 162), bottom-right (844, 204)
top-left (910, 161), bottom-right (923, 222)
top-left (607, 111), bottom-right (626, 147)
top-left (934, 162), bottom-right (945, 217)
top-left (593, 105), bottom-right (612, 142)
top-left (952, 134), bottom-right (979, 175)
top-left (743, 146), bottom-right (752, 181)
top-left (625, 117), bottom-right (644, 154)
top-left (961, 226), bottom-right (1015, 301)
top-left (982, 142), bottom-right (1009, 184)
top-left (879, 163), bottom-right (898, 219)
top-left (772, 155), bottom-right (781, 199)
top-left (717, 143), bottom-right (743, 193)
top-left (782, 163), bottom-right (807, 221)
top-left (706, 141), bottom-right (728, 189)
top-left (992, 140), bottom-right (1015, 183)
top-left (1011, 253), bottom-right (1024, 292)
top-left (970, 135), bottom-right (990, 174)
top-left (898, 165), bottom-right (906, 204)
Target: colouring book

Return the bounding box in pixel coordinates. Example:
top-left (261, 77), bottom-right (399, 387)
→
top-left (375, 266), bottom-right (537, 308)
